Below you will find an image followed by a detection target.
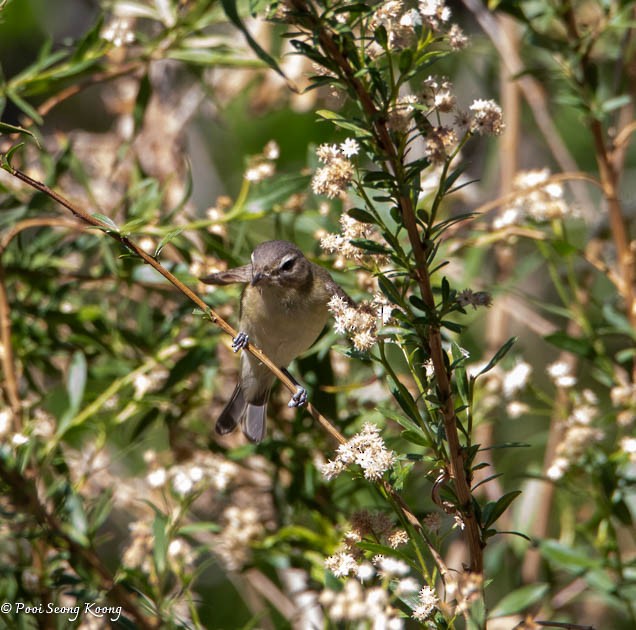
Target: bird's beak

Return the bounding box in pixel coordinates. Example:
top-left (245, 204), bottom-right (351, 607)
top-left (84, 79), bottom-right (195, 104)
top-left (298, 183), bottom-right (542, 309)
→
top-left (251, 272), bottom-right (264, 286)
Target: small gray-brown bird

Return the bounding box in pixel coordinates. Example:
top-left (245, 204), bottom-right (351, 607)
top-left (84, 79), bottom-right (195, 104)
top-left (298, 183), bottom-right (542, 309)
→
top-left (201, 240), bottom-right (350, 442)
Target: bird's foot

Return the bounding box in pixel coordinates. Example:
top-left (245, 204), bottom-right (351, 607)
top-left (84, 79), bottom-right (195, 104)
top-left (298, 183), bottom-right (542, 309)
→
top-left (288, 386), bottom-right (307, 408)
top-left (232, 331), bottom-right (249, 353)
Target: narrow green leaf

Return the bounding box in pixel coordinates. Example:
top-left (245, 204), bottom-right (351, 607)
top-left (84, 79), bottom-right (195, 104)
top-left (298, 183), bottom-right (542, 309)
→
top-left (401, 429), bottom-right (430, 447)
top-left (152, 512), bottom-right (169, 576)
top-left (6, 89), bottom-right (43, 124)
top-left (378, 275), bottom-right (403, 306)
top-left (482, 490), bottom-right (522, 529)
top-left (348, 208), bottom-right (377, 224)
top-left (349, 238), bottom-right (392, 254)
top-left (92, 213), bottom-right (120, 232)
top-left (539, 540), bottom-right (600, 571)
top-left (0, 122), bottom-right (40, 147)
top-left (1, 142), bottom-right (25, 170)
top-left (220, 0), bottom-right (286, 78)
top-left (154, 228), bottom-right (183, 257)
top-left (474, 337), bottom-right (516, 379)
top-left (490, 583), bottom-right (549, 618)
top-left (66, 351), bottom-right (87, 417)
top-left (544, 332), bottom-right (594, 358)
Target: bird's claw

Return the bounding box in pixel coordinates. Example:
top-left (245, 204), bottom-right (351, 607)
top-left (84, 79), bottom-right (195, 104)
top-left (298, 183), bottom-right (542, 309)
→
top-left (232, 331), bottom-right (249, 353)
top-left (288, 386), bottom-right (307, 408)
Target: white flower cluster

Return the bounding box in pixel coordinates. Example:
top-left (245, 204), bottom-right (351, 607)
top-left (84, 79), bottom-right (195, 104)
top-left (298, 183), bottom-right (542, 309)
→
top-left (319, 579), bottom-right (405, 628)
top-left (328, 294), bottom-right (392, 352)
top-left (611, 381), bottom-right (636, 427)
top-left (214, 505), bottom-right (265, 571)
top-left (321, 547), bottom-right (438, 626)
top-left (370, 0), bottom-right (464, 51)
top-left (320, 423), bottom-right (396, 480)
top-left (145, 451), bottom-right (238, 496)
top-left (311, 141), bottom-right (358, 199)
top-left (468, 99), bottom-right (506, 136)
top-left (244, 140), bottom-right (280, 182)
top-left (320, 213), bottom-right (377, 267)
top-left (547, 390), bottom-right (604, 481)
top-left (101, 17), bottom-right (135, 47)
top-left (494, 168), bottom-right (572, 229)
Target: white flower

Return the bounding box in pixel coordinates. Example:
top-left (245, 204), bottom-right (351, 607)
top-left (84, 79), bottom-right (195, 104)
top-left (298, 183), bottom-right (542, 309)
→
top-left (147, 468), bottom-right (167, 488)
top-left (507, 401), bottom-right (529, 418)
top-left (325, 552), bottom-right (359, 577)
top-left (621, 437), bottom-right (636, 462)
top-left (0, 409), bottom-right (12, 436)
top-left (11, 433), bottom-right (28, 446)
top-left (547, 361), bottom-right (577, 388)
top-left (356, 562), bottom-right (375, 582)
top-left (374, 555), bottom-right (410, 577)
top-left (395, 577), bottom-right (420, 595)
top-left (340, 138), bottom-right (360, 157)
top-left (502, 361), bottom-right (532, 398)
top-left (469, 99), bottom-right (505, 136)
top-left (546, 456), bottom-right (569, 480)
top-left (412, 585), bottom-right (438, 621)
top-left (172, 471), bottom-right (194, 496)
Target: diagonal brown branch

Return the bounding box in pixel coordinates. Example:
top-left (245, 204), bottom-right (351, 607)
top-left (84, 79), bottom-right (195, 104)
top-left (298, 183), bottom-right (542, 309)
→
top-left (0, 151), bottom-right (448, 581)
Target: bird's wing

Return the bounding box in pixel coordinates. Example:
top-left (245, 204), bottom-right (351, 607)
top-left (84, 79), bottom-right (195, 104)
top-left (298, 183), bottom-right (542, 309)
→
top-left (201, 264), bottom-right (252, 285)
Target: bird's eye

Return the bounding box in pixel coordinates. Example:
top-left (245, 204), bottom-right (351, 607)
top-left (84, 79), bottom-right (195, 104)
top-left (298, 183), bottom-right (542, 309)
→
top-left (280, 257), bottom-right (296, 272)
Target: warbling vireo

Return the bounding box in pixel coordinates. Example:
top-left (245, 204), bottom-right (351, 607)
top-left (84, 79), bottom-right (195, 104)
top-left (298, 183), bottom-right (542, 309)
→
top-left (201, 240), bottom-right (351, 442)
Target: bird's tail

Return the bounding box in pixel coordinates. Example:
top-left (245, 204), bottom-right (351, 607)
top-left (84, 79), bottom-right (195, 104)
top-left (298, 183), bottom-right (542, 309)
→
top-left (215, 385), bottom-right (246, 436)
top-left (215, 385), bottom-right (269, 443)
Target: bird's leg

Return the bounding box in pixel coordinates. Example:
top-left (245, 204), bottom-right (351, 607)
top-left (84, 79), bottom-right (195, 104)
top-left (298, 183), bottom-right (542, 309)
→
top-left (231, 331), bottom-right (249, 353)
top-left (281, 368), bottom-right (308, 408)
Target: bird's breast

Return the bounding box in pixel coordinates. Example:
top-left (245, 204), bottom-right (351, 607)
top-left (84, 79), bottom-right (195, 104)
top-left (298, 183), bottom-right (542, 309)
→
top-left (240, 285), bottom-right (329, 366)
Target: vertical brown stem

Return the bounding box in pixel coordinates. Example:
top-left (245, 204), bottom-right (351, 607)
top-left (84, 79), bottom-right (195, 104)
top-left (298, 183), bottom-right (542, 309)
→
top-left (290, 0), bottom-right (484, 573)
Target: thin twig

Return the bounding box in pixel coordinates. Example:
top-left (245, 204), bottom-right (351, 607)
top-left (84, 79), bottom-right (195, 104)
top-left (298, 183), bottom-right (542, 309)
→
top-left (0, 152), bottom-right (449, 582)
top-left (36, 61), bottom-right (144, 118)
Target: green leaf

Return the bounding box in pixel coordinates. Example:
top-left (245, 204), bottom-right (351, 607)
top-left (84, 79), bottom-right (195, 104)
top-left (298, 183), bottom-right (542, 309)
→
top-left (401, 429), bottom-right (430, 447)
top-left (168, 48), bottom-right (265, 67)
top-left (398, 48), bottom-right (413, 74)
top-left (154, 228), bottom-right (183, 258)
top-left (551, 239), bottom-right (578, 257)
top-left (481, 490), bottom-right (522, 529)
top-left (152, 511), bottom-right (169, 576)
top-left (316, 110), bottom-right (372, 137)
top-left (178, 522), bottom-right (222, 535)
top-left (378, 275), bottom-right (404, 306)
top-left (489, 583), bottom-right (549, 618)
top-left (1, 142), bottom-right (25, 170)
top-left (544, 332), bottom-right (594, 358)
top-left (474, 337), bottom-right (516, 379)
top-left (220, 0), bottom-right (286, 78)
top-left (348, 208), bottom-right (377, 224)
top-left (539, 540), bottom-right (600, 571)
top-left (63, 494), bottom-right (89, 547)
top-left (349, 238), bottom-right (392, 255)
top-left (0, 122), bottom-right (40, 146)
top-left (600, 94), bottom-right (631, 113)
top-left (6, 88), bottom-right (43, 124)
top-left (66, 351), bottom-right (87, 417)
top-left (374, 25), bottom-right (388, 47)
top-left (92, 213), bottom-right (120, 233)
